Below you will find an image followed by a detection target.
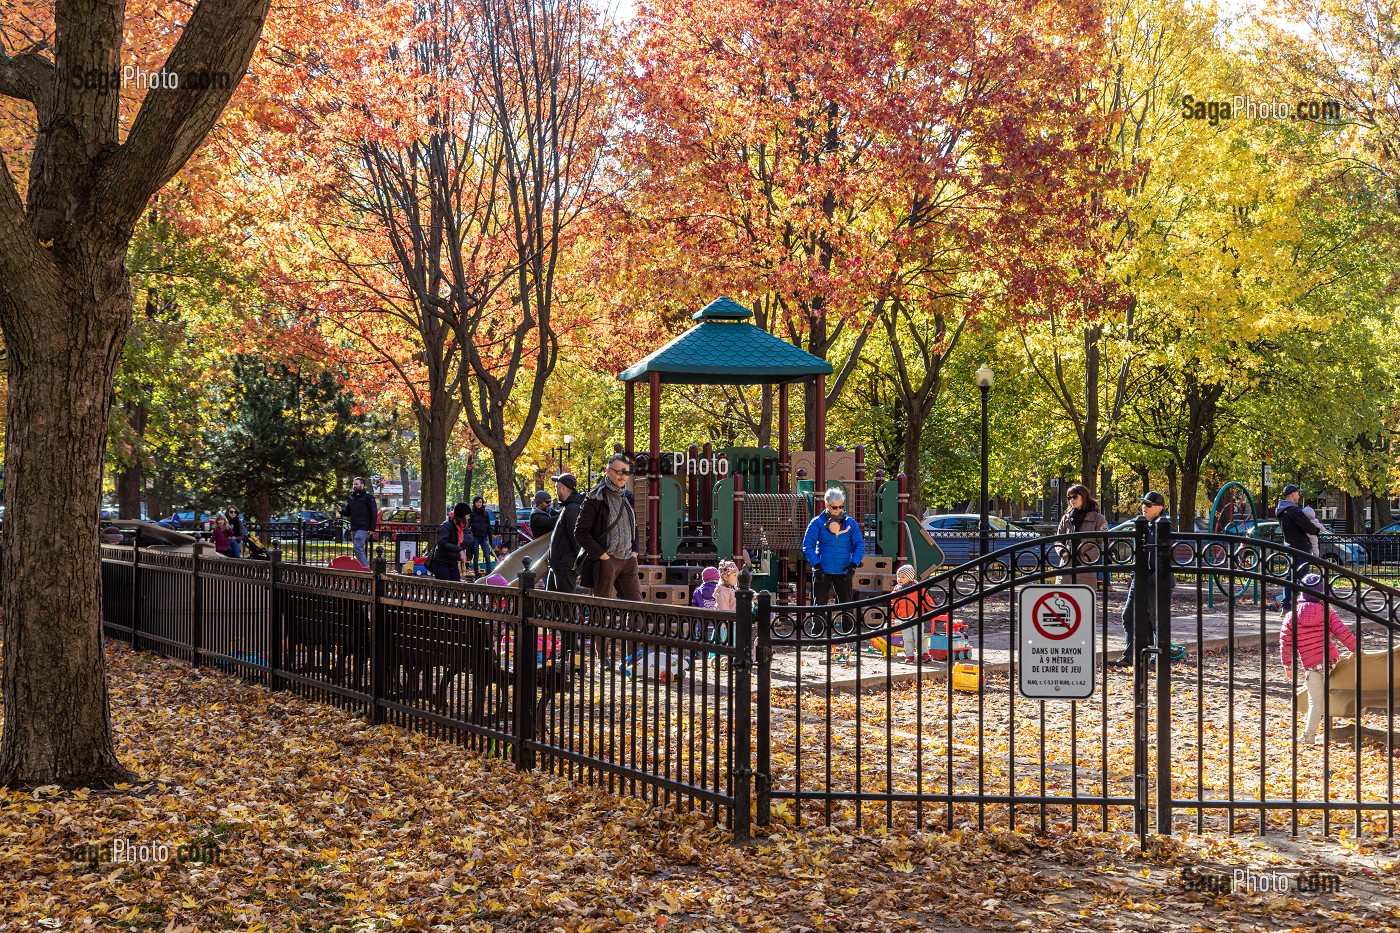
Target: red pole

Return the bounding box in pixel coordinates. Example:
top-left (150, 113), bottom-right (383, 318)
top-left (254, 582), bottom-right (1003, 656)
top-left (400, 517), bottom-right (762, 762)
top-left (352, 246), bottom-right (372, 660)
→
top-left (624, 381), bottom-right (635, 460)
top-left (854, 444), bottom-right (866, 530)
top-left (687, 443), bottom-right (699, 526)
top-left (701, 441), bottom-right (714, 536)
top-left (778, 383), bottom-right (790, 495)
top-left (649, 371), bottom-right (661, 563)
top-left (814, 373), bottom-right (827, 494)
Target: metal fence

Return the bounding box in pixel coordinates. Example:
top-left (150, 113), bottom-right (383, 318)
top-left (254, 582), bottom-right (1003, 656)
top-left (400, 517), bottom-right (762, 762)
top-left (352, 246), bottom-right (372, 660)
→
top-left (99, 544), bottom-right (750, 833)
top-left (97, 520), bottom-right (1400, 847)
top-left (242, 520), bottom-right (531, 568)
top-left (755, 520), bottom-right (1400, 845)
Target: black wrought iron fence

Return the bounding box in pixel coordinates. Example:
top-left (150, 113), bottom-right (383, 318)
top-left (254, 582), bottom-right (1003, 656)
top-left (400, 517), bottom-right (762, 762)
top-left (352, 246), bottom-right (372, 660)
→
top-left (753, 520), bottom-right (1400, 845)
top-left (95, 519), bottom-right (1400, 848)
top-left (243, 520), bottom-right (531, 568)
top-left (98, 543), bottom-right (748, 833)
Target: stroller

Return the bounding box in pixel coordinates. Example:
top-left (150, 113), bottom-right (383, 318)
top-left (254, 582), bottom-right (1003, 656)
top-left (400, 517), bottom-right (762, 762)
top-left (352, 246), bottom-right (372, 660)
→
top-left (243, 531), bottom-right (270, 560)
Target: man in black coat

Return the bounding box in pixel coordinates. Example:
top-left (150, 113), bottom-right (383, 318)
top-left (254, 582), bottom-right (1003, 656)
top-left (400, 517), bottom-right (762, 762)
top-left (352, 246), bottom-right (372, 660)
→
top-left (1107, 491), bottom-right (1175, 671)
top-left (574, 454), bottom-right (641, 600)
top-left (546, 473), bottom-right (585, 593)
top-left (340, 477), bottom-right (378, 567)
top-left (1275, 483), bottom-right (1316, 611)
top-left (529, 489), bottom-right (558, 541)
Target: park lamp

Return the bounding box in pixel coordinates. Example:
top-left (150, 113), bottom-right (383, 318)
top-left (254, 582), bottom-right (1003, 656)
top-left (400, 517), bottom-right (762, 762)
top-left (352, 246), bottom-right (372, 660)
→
top-left (975, 363), bottom-right (994, 389)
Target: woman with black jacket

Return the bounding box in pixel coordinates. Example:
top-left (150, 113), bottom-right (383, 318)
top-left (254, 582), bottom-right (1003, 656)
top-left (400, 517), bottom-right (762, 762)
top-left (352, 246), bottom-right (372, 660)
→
top-left (467, 496), bottom-right (495, 576)
top-left (431, 502), bottom-right (472, 581)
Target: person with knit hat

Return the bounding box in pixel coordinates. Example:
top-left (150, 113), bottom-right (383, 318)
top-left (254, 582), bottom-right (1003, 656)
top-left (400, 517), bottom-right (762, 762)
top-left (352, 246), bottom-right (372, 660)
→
top-left (714, 560), bottom-right (739, 613)
top-left (1280, 572), bottom-right (1358, 744)
top-left (430, 502), bottom-right (472, 581)
top-left (888, 564), bottom-right (924, 664)
top-left (692, 566), bottom-right (722, 609)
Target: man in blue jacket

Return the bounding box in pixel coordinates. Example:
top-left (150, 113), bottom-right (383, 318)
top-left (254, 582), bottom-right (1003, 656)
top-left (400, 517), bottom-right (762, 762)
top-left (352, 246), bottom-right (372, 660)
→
top-left (802, 488), bottom-right (866, 604)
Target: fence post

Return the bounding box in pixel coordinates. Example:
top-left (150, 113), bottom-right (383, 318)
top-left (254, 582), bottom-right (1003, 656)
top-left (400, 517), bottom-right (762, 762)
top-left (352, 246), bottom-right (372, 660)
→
top-left (514, 558), bottom-right (538, 771)
top-left (1131, 515), bottom-right (1150, 845)
top-left (1154, 515), bottom-right (1175, 837)
top-left (754, 588), bottom-right (773, 828)
top-left (731, 568), bottom-right (755, 842)
top-left (130, 542), bottom-right (142, 647)
top-left (267, 547), bottom-right (284, 691)
top-left (369, 551), bottom-right (388, 725)
top-left (297, 518), bottom-right (306, 565)
top-left (191, 541), bottom-right (204, 667)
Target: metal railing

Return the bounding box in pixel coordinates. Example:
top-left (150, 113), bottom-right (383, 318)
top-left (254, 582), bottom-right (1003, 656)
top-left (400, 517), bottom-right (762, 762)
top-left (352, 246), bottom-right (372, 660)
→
top-left (97, 520), bottom-right (1400, 847)
top-left (99, 543), bottom-right (749, 834)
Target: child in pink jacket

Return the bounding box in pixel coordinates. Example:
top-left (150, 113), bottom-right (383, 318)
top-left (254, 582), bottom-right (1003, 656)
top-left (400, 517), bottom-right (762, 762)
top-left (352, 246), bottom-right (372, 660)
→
top-left (1279, 573), bottom-right (1357, 744)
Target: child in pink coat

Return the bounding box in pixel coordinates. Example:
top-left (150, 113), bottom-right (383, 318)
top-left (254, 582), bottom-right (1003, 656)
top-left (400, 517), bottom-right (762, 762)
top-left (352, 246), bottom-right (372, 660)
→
top-left (1279, 573), bottom-right (1357, 744)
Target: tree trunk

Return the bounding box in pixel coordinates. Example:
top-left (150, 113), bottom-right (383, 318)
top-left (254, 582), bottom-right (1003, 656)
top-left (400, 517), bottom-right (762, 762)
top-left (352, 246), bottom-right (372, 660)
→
top-left (900, 398), bottom-right (930, 516)
top-left (1165, 461), bottom-right (1178, 526)
top-left (115, 397), bottom-right (146, 520)
top-left (488, 443), bottom-right (519, 526)
top-left (256, 485), bottom-right (273, 529)
top-left (0, 288), bottom-right (134, 787)
top-left (757, 384), bottom-right (773, 448)
top-left (415, 394), bottom-right (458, 522)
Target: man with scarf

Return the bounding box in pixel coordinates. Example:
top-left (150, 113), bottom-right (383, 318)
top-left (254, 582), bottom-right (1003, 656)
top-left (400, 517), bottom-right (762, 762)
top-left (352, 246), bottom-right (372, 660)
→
top-left (575, 454), bottom-right (641, 600)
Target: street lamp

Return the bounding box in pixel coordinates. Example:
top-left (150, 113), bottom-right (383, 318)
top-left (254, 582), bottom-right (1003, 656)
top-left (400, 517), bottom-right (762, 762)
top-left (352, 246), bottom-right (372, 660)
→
top-left (554, 434), bottom-right (573, 474)
top-left (976, 363), bottom-right (994, 559)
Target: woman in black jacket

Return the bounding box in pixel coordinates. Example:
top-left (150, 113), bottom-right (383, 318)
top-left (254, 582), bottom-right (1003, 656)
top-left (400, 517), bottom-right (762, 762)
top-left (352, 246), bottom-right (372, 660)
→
top-left (431, 502), bottom-right (472, 581)
top-left (467, 496), bottom-right (495, 576)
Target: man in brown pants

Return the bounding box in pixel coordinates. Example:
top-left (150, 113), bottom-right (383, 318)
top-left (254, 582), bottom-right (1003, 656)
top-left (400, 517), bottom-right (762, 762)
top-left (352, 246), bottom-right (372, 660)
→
top-left (575, 453), bottom-right (642, 600)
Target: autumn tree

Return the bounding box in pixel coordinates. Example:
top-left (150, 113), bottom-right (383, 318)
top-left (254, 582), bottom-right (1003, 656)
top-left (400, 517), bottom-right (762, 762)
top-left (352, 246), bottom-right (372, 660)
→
top-left (0, 0), bottom-right (269, 785)
top-left (201, 355), bottom-right (384, 522)
top-left (454, 0), bottom-right (610, 526)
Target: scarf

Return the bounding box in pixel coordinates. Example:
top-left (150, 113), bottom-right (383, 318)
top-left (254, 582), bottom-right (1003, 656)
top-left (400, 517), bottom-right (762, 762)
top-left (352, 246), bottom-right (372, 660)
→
top-left (601, 482), bottom-right (635, 560)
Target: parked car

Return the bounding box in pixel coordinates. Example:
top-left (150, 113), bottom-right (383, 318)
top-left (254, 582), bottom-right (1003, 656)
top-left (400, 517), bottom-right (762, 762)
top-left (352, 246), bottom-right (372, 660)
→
top-left (158, 509), bottom-right (216, 530)
top-left (1334, 521), bottom-right (1400, 565)
top-left (922, 514), bottom-right (1039, 565)
top-left (483, 504), bottom-right (535, 542)
top-left (269, 510), bottom-right (342, 540)
top-left (1017, 512), bottom-right (1045, 527)
top-left (377, 507), bottom-right (423, 534)
top-left (1205, 519), bottom-right (1370, 568)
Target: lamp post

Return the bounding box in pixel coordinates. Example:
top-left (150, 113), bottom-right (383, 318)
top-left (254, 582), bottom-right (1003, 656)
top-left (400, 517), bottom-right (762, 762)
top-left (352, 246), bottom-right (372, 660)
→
top-left (976, 363), bottom-right (994, 558)
top-left (554, 434), bottom-right (573, 474)
top-left (1260, 462), bottom-right (1272, 519)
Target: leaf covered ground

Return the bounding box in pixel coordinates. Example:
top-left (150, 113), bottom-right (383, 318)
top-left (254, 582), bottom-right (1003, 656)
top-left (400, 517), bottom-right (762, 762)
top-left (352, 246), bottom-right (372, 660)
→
top-left (1, 642), bottom-right (1399, 931)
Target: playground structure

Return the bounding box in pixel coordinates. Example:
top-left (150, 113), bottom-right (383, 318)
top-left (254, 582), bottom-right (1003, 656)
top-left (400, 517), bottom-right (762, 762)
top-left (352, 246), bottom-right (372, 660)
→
top-left (243, 296), bottom-right (947, 606)
top-left (609, 297), bottom-right (943, 604)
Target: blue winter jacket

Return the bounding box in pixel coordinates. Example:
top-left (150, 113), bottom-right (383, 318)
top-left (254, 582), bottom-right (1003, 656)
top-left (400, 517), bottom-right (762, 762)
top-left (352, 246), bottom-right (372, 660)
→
top-left (802, 513), bottom-right (866, 574)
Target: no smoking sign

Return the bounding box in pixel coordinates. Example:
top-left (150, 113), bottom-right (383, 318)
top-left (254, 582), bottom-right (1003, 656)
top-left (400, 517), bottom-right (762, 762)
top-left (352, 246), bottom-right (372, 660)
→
top-left (1019, 584), bottom-right (1095, 700)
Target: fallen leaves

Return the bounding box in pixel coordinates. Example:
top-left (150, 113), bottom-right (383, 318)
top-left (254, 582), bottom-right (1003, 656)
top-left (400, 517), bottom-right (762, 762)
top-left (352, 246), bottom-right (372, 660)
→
top-left (0, 641), bottom-right (1397, 931)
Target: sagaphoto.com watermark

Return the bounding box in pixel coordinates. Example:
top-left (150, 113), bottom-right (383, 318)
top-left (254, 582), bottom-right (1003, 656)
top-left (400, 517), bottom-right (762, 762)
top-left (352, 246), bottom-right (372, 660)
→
top-left (1180, 866), bottom-right (1341, 895)
top-left (68, 65), bottom-right (233, 94)
top-left (1181, 94), bottom-right (1344, 125)
top-left (66, 838), bottom-right (221, 872)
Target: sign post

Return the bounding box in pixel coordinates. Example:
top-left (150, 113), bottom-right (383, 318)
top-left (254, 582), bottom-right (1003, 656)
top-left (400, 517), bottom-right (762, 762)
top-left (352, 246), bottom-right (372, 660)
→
top-left (1018, 583), bottom-right (1095, 700)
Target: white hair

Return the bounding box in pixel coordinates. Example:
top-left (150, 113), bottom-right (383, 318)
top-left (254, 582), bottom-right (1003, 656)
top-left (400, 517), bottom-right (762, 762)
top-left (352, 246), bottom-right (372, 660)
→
top-left (823, 488), bottom-right (846, 506)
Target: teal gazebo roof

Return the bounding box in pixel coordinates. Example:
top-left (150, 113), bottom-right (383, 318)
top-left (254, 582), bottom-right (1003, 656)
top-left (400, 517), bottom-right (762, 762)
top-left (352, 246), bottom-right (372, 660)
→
top-left (619, 297), bottom-right (833, 385)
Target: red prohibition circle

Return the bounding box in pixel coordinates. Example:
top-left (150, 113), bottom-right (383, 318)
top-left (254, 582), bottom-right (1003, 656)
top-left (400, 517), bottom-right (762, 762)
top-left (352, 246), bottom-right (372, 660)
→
top-left (1031, 591), bottom-right (1081, 640)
